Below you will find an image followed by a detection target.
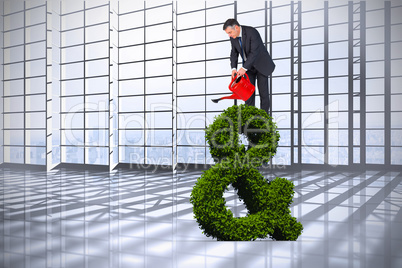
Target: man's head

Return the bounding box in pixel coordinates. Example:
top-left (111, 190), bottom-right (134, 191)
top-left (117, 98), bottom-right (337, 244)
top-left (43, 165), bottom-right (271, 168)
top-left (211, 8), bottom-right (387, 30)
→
top-left (223, 18), bottom-right (241, 39)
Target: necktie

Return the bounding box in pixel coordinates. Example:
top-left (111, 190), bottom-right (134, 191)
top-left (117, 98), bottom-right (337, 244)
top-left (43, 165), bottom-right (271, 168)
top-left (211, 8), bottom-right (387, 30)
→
top-left (238, 36), bottom-right (245, 62)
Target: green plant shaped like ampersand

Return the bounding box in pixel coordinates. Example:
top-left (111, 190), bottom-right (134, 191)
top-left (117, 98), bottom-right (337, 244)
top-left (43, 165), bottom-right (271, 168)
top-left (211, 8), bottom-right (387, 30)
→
top-left (190, 104), bottom-right (303, 241)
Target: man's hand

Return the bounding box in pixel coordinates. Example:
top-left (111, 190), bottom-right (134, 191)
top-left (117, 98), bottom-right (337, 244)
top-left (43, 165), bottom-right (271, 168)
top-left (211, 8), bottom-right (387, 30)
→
top-left (231, 69), bottom-right (237, 79)
top-left (236, 67), bottom-right (246, 77)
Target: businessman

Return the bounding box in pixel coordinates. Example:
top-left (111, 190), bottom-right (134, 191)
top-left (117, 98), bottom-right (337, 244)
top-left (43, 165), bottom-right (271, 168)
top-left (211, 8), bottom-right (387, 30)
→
top-left (223, 19), bottom-right (275, 114)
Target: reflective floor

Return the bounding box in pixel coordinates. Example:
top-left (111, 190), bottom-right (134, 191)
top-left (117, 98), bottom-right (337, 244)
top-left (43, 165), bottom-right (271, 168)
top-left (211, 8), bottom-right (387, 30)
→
top-left (0, 167), bottom-right (401, 268)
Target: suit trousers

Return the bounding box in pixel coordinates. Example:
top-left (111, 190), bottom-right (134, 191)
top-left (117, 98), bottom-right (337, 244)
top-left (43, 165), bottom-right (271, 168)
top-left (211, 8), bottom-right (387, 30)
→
top-left (245, 68), bottom-right (270, 114)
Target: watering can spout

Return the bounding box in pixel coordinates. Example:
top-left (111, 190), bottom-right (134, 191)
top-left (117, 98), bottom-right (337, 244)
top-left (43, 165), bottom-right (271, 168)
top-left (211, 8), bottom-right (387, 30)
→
top-left (211, 74), bottom-right (255, 103)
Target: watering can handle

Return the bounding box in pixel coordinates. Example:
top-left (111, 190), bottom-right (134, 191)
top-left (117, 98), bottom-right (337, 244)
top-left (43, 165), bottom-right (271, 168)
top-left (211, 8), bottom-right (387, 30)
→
top-left (231, 73), bottom-right (250, 83)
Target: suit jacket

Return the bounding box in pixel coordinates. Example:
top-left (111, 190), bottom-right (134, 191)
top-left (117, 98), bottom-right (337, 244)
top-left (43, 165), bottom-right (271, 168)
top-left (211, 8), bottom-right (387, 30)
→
top-left (230, 25), bottom-right (275, 77)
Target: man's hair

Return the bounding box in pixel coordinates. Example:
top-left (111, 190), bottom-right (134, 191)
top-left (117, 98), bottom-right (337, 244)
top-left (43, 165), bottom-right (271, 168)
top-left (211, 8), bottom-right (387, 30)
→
top-left (223, 19), bottom-right (240, 30)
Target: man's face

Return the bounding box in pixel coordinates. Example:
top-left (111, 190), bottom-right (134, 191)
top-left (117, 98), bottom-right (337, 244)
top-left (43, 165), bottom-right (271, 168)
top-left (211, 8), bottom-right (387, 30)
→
top-left (225, 25), bottom-right (240, 39)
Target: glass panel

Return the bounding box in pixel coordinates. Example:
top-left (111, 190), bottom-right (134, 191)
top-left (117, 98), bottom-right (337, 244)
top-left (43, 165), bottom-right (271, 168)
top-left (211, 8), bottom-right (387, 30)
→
top-left (206, 59), bottom-right (228, 77)
top-left (85, 112), bottom-right (108, 128)
top-left (86, 147), bottom-right (108, 165)
top-left (146, 147), bottom-right (172, 165)
top-left (329, 77), bottom-right (348, 94)
top-left (147, 130), bottom-right (172, 146)
top-left (86, 77), bottom-right (109, 94)
top-left (177, 11), bottom-right (205, 30)
top-left (119, 45), bottom-right (144, 63)
top-left (86, 41), bottom-right (109, 60)
top-left (391, 147), bottom-right (402, 165)
top-left (302, 27), bottom-right (324, 45)
top-left (86, 130), bottom-right (108, 146)
top-left (4, 114), bottom-right (24, 128)
top-left (302, 146), bottom-right (325, 164)
top-left (177, 28), bottom-right (205, 46)
top-left (177, 146), bottom-right (205, 164)
top-left (301, 112), bottom-right (324, 128)
top-left (391, 95), bottom-right (402, 111)
top-left (62, 45), bottom-right (84, 63)
top-left (391, 130), bottom-right (402, 146)
top-left (61, 62), bottom-right (84, 80)
top-left (4, 46), bottom-right (24, 63)
top-left (146, 23), bottom-right (172, 43)
top-left (61, 28), bottom-right (84, 47)
top-left (366, 147), bottom-right (384, 164)
top-left (206, 5), bottom-right (233, 25)
top-left (86, 59), bottom-right (108, 77)
top-left (119, 11), bottom-right (144, 31)
top-left (62, 12), bottom-right (84, 31)
top-left (119, 96), bottom-right (145, 113)
top-left (62, 146), bottom-right (84, 164)
top-left (177, 96), bottom-right (205, 113)
top-left (4, 80), bottom-right (24, 96)
top-left (62, 112), bottom-right (84, 129)
top-left (329, 59), bottom-right (348, 76)
top-left (26, 59), bottom-right (46, 77)
top-left (146, 5), bottom-right (172, 25)
top-left (145, 58), bottom-right (172, 76)
top-left (120, 130), bottom-right (144, 146)
top-left (177, 62), bottom-right (205, 79)
top-left (4, 62), bottom-right (24, 80)
top-left (119, 114), bottom-right (145, 129)
top-left (4, 12), bottom-right (24, 31)
top-left (367, 130), bottom-right (384, 146)
top-left (328, 130), bottom-right (348, 146)
top-left (328, 147), bottom-right (348, 166)
top-left (302, 44), bottom-right (324, 61)
top-left (328, 94), bottom-right (348, 111)
top-left (178, 79), bottom-right (205, 96)
top-left (26, 5), bottom-right (46, 25)
top-left (4, 146), bottom-right (24, 163)
top-left (366, 113), bottom-right (384, 128)
top-left (302, 130), bottom-right (324, 146)
top-left (26, 95), bottom-right (46, 112)
top-left (86, 95), bottom-right (109, 111)
top-left (302, 96), bottom-right (324, 112)
top-left (26, 147), bottom-right (46, 165)
top-left (62, 130), bottom-right (84, 146)
top-left (62, 96), bottom-right (84, 113)
top-left (206, 24), bottom-right (226, 43)
top-left (366, 96), bottom-right (384, 112)
top-left (4, 29), bottom-right (24, 47)
top-left (119, 80), bottom-right (144, 96)
top-left (26, 112), bottom-right (46, 128)
top-left (119, 62), bottom-right (144, 80)
top-left (4, 96), bottom-right (24, 112)
top-left (26, 24), bottom-right (46, 43)
top-left (148, 112), bottom-right (172, 128)
top-left (271, 147), bottom-right (291, 166)
top-left (272, 112), bottom-right (291, 128)
top-left (119, 147), bottom-right (144, 164)
top-left (85, 6), bottom-right (109, 26)
top-left (277, 130), bottom-right (291, 147)
top-left (62, 79), bottom-right (84, 96)
top-left (85, 23), bottom-right (109, 43)
top-left (145, 41), bottom-right (172, 60)
top-left (146, 77), bottom-right (172, 94)
top-left (272, 94), bottom-right (291, 111)
top-left (391, 112), bottom-right (402, 128)
top-left (4, 130), bottom-right (24, 146)
top-left (26, 77), bottom-right (46, 94)
top-left (146, 94), bottom-right (172, 112)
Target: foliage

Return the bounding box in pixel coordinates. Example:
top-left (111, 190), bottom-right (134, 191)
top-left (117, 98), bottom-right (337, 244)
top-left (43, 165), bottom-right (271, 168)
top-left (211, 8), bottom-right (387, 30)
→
top-left (190, 104), bottom-right (303, 241)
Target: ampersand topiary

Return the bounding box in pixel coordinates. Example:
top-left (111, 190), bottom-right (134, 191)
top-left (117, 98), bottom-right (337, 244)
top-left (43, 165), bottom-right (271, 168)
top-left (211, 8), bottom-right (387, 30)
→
top-left (190, 104), bottom-right (303, 241)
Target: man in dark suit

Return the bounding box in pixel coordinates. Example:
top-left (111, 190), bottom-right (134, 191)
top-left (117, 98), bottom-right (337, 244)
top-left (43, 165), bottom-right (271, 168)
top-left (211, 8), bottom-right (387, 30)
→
top-left (223, 18), bottom-right (275, 114)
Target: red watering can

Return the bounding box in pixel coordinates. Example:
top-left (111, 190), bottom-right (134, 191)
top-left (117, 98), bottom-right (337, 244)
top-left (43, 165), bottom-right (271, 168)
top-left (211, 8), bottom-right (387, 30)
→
top-left (211, 73), bottom-right (255, 103)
